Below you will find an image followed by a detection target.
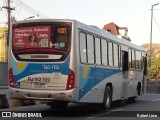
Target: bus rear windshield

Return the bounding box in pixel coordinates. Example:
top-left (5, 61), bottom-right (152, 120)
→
top-left (12, 22), bottom-right (71, 52)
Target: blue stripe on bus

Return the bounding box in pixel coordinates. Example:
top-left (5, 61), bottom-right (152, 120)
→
top-left (12, 57), bottom-right (70, 84)
top-left (79, 66), bottom-right (122, 101)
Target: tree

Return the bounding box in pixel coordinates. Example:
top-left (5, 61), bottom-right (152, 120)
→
top-left (150, 56), bottom-right (160, 80)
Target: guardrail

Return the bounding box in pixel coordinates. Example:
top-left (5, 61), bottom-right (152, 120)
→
top-left (147, 81), bottom-right (158, 86)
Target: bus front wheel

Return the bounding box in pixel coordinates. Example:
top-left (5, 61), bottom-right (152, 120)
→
top-left (102, 86), bottom-right (112, 110)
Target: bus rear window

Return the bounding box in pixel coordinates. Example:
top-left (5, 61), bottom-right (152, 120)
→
top-left (12, 23), bottom-right (71, 51)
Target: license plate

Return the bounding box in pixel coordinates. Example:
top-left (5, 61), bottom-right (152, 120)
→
top-left (32, 82), bottom-right (45, 88)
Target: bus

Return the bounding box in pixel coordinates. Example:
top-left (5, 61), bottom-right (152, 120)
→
top-left (8, 19), bottom-right (147, 110)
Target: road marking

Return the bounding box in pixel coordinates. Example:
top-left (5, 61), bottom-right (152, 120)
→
top-left (86, 117), bottom-right (94, 119)
top-left (151, 99), bottom-right (160, 101)
top-left (146, 93), bottom-right (160, 95)
top-left (112, 108), bottom-right (123, 112)
top-left (88, 108), bottom-right (123, 118)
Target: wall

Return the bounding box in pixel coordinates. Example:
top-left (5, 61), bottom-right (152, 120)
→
top-left (0, 63), bottom-right (8, 88)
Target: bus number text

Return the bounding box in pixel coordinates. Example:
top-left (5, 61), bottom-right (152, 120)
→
top-left (28, 77), bottom-right (50, 83)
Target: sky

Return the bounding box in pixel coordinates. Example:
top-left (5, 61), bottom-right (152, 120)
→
top-left (1, 0), bottom-right (160, 46)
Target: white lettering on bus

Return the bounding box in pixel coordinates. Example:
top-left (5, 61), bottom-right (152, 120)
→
top-left (15, 28), bottom-right (33, 33)
top-left (36, 33), bottom-right (48, 38)
top-left (34, 28), bottom-right (48, 32)
top-left (42, 65), bottom-right (59, 70)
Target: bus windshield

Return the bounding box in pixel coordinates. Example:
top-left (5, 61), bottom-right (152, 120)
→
top-left (12, 22), bottom-right (71, 51)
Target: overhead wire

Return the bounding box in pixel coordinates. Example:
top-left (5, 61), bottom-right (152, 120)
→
top-left (153, 14), bottom-right (160, 32)
top-left (2, 0), bottom-right (8, 18)
top-left (13, 0), bottom-right (48, 19)
top-left (13, 0), bottom-right (47, 18)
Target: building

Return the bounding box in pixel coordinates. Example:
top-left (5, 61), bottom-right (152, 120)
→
top-left (103, 22), bottom-right (131, 42)
top-left (0, 27), bottom-right (8, 63)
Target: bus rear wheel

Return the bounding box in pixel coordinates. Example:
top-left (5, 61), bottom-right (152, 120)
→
top-left (102, 86), bottom-right (112, 110)
top-left (129, 96), bottom-right (136, 103)
top-left (47, 101), bottom-right (68, 110)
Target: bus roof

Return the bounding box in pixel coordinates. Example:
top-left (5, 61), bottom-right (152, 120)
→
top-left (74, 20), bottom-right (145, 52)
top-left (12, 19), bottom-right (146, 52)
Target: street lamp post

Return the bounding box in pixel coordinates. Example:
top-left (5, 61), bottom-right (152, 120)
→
top-left (149, 3), bottom-right (159, 80)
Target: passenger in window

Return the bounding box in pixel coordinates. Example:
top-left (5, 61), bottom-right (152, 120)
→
top-left (27, 34), bottom-right (38, 48)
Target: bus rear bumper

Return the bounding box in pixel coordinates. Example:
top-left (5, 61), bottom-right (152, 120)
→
top-left (9, 87), bottom-right (78, 102)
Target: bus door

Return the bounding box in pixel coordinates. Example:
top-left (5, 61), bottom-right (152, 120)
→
top-left (122, 51), bottom-right (129, 100)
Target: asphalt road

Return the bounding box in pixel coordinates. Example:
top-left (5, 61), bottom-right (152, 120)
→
top-left (1, 93), bottom-right (160, 120)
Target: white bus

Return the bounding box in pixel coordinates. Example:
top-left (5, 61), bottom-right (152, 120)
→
top-left (8, 19), bottom-right (147, 110)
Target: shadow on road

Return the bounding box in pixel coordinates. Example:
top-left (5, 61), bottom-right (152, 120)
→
top-left (37, 100), bottom-right (137, 117)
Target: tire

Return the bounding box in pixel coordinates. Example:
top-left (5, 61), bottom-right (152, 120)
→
top-left (129, 96), bottom-right (136, 103)
top-left (120, 99), bottom-right (126, 105)
top-left (20, 99), bottom-right (35, 106)
top-left (102, 86), bottom-right (112, 110)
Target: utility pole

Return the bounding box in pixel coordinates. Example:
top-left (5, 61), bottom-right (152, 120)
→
top-left (149, 3), bottom-right (159, 80)
top-left (2, 0), bottom-right (15, 45)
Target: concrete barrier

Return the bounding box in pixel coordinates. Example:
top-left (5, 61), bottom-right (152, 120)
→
top-left (0, 94), bottom-right (9, 109)
top-left (147, 81), bottom-right (157, 86)
top-left (147, 81), bottom-right (160, 94)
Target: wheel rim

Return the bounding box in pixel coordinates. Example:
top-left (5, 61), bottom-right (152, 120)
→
top-left (105, 89), bottom-right (111, 108)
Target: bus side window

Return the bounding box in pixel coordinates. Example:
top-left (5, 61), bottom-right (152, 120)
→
top-left (80, 32), bottom-right (87, 63)
top-left (87, 34), bottom-right (94, 64)
top-left (113, 43), bottom-right (118, 67)
top-left (95, 37), bottom-right (101, 65)
top-left (129, 49), bottom-right (132, 68)
top-left (132, 50), bottom-right (135, 68)
top-left (108, 42), bottom-right (113, 66)
top-left (101, 39), bottom-right (107, 66)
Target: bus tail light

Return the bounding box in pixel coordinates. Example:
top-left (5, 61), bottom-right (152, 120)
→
top-left (9, 68), bottom-right (15, 88)
top-left (66, 69), bottom-right (75, 90)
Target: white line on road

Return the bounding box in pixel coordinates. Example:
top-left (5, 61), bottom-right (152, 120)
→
top-left (145, 93), bottom-right (160, 95)
top-left (87, 108), bottom-right (123, 118)
top-left (151, 99), bottom-right (160, 101)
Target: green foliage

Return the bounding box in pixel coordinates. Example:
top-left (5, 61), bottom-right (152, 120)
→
top-left (142, 43), bottom-right (160, 80)
top-left (149, 56), bottom-right (160, 79)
